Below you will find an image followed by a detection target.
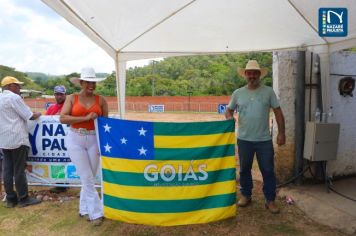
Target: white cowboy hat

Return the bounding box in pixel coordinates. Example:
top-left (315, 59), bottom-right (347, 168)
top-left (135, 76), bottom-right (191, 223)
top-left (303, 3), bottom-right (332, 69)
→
top-left (70, 67), bottom-right (106, 86)
top-left (237, 60), bottom-right (268, 78)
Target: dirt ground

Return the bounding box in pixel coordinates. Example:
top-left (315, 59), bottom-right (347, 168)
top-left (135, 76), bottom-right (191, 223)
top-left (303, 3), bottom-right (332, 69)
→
top-left (0, 112), bottom-right (346, 235)
top-left (0, 182), bottom-right (344, 236)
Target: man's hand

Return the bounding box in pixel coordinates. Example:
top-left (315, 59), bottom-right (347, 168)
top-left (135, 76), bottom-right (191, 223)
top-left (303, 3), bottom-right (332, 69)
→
top-left (30, 112), bottom-right (42, 120)
top-left (277, 132), bottom-right (286, 146)
top-left (225, 108), bottom-right (235, 120)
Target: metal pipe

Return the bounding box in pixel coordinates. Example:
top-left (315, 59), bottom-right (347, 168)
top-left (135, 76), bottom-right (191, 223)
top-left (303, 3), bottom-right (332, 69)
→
top-left (294, 51), bottom-right (306, 182)
top-left (315, 56), bottom-right (323, 113)
top-left (308, 52), bottom-right (313, 121)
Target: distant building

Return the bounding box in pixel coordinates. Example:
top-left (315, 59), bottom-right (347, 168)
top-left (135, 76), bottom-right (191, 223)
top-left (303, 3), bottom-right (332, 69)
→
top-left (20, 89), bottom-right (44, 98)
top-left (0, 88), bottom-right (43, 97)
top-left (41, 95), bottom-right (55, 99)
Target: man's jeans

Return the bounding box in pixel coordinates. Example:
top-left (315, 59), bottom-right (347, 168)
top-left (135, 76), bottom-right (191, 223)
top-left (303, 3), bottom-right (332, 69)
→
top-left (2, 145), bottom-right (29, 203)
top-left (237, 139), bottom-right (276, 202)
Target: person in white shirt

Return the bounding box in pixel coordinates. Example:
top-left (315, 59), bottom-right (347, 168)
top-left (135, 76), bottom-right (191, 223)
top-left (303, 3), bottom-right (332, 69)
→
top-left (0, 149), bottom-right (3, 196)
top-left (0, 76), bottom-right (42, 208)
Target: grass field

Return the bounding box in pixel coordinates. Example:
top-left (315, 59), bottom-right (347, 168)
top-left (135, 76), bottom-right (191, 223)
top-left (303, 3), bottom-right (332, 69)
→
top-left (0, 184), bottom-right (344, 236)
top-left (0, 112), bottom-right (346, 236)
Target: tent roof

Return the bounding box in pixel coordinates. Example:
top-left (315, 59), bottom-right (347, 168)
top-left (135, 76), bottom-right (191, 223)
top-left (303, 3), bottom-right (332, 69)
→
top-left (42, 0), bottom-right (356, 60)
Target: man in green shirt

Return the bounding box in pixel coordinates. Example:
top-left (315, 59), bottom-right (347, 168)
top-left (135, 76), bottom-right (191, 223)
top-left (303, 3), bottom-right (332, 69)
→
top-left (225, 60), bottom-right (286, 214)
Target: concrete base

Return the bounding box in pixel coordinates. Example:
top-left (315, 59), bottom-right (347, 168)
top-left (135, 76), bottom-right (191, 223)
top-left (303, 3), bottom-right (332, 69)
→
top-left (279, 177), bottom-right (356, 235)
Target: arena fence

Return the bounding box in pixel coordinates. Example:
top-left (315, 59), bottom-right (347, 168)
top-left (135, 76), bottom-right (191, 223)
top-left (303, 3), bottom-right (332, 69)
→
top-left (25, 96), bottom-right (231, 113)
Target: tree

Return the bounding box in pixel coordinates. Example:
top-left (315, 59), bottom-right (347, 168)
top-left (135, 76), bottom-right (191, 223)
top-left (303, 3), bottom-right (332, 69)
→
top-left (96, 72), bottom-right (117, 96)
top-left (0, 65), bottom-right (43, 93)
top-left (1, 52), bottom-right (273, 97)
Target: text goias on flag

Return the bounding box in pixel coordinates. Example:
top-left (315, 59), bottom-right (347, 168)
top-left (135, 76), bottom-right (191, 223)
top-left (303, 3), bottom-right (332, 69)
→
top-left (97, 117), bottom-right (236, 226)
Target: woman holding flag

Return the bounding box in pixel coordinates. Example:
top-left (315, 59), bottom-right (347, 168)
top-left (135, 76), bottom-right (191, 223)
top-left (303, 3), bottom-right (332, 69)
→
top-left (60, 67), bottom-right (108, 226)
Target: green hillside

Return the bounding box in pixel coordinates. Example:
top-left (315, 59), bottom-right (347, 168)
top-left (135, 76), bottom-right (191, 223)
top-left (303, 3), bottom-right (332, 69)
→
top-left (1, 52), bottom-right (272, 96)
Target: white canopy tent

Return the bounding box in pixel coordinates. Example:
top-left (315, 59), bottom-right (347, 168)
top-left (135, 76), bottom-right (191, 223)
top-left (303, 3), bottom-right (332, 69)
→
top-left (42, 0), bottom-right (356, 117)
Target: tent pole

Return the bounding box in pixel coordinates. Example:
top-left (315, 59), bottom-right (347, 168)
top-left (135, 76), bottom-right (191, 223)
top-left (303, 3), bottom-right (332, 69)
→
top-left (115, 52), bottom-right (127, 118)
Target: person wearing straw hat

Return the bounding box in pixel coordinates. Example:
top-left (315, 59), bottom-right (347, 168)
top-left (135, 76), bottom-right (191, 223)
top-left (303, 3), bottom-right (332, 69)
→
top-left (225, 60), bottom-right (286, 214)
top-left (0, 76), bottom-right (42, 208)
top-left (60, 67), bottom-right (108, 226)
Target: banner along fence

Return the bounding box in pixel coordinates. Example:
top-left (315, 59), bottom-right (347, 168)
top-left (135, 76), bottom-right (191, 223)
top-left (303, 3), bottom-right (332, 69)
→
top-left (27, 116), bottom-right (101, 186)
top-left (25, 96), bottom-right (231, 113)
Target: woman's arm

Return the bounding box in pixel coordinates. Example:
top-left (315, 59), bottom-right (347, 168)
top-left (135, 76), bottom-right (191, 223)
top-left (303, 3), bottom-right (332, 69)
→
top-left (100, 96), bottom-right (109, 117)
top-left (60, 94), bottom-right (94, 125)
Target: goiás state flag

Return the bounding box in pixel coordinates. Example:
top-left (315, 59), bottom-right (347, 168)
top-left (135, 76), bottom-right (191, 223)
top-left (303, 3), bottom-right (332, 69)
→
top-left (96, 117), bottom-right (237, 226)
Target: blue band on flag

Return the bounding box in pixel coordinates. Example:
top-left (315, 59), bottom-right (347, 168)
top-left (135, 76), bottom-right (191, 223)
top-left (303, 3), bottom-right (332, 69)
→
top-left (98, 117), bottom-right (154, 160)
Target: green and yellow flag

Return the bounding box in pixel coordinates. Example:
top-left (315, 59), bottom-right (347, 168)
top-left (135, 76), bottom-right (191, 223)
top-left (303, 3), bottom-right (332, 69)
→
top-left (97, 117), bottom-right (236, 226)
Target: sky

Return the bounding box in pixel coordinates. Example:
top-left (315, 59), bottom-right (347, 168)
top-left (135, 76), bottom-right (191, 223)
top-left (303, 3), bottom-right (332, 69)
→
top-left (0, 0), bottom-right (151, 75)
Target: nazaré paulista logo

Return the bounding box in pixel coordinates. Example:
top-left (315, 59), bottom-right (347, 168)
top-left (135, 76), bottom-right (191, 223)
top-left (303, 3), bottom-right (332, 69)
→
top-left (28, 117), bottom-right (70, 162)
top-left (319, 8), bottom-right (347, 37)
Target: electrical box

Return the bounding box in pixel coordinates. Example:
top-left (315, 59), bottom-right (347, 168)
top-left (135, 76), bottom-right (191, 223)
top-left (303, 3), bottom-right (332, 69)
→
top-left (304, 122), bottom-right (340, 161)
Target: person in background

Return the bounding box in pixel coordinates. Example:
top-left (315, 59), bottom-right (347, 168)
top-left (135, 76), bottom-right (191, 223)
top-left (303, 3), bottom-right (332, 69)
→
top-left (0, 76), bottom-right (42, 208)
top-left (0, 149), bottom-right (3, 196)
top-left (46, 85), bottom-right (68, 194)
top-left (46, 85), bottom-right (67, 115)
top-left (225, 60), bottom-right (286, 214)
top-left (60, 67), bottom-right (108, 226)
